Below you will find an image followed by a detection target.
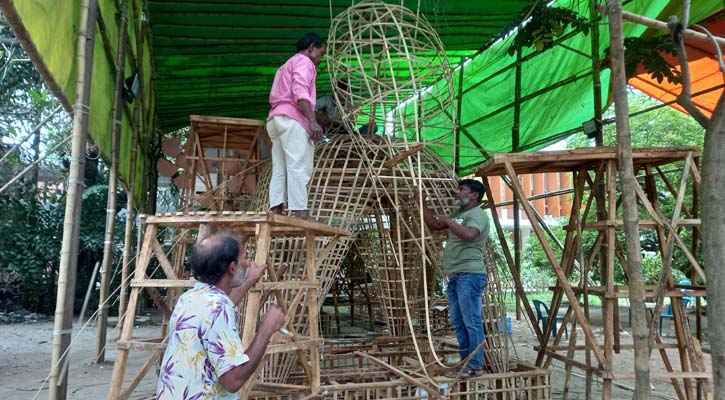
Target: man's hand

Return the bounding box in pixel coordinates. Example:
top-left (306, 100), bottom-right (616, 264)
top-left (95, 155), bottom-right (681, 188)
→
top-left (309, 120), bottom-right (323, 142)
top-left (259, 305), bottom-right (285, 334)
top-left (244, 262), bottom-right (265, 286)
top-left (219, 305), bottom-right (285, 392)
top-left (315, 111), bottom-right (330, 127)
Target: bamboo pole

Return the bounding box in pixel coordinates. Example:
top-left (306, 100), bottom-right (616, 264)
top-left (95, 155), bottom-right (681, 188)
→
top-left (605, 2), bottom-right (651, 399)
top-left (96, 0), bottom-right (128, 364)
top-left (49, 0), bottom-right (99, 398)
top-left (589, 0), bottom-right (604, 146)
top-left (118, 0), bottom-right (144, 329)
top-left (617, 8), bottom-right (725, 47)
top-left (454, 63), bottom-right (464, 174)
top-left (79, 261), bottom-right (100, 324)
top-left (512, 48), bottom-right (523, 320)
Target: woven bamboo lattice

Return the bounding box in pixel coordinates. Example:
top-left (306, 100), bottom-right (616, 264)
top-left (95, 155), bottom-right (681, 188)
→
top-left (251, 135), bottom-right (375, 383)
top-left (326, 0), bottom-right (455, 146)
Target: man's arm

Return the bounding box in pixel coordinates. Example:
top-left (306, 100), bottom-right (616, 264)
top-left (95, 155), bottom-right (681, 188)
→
top-left (298, 99), bottom-right (323, 141)
top-left (421, 205), bottom-right (448, 231)
top-left (444, 218), bottom-right (480, 241)
top-left (411, 187), bottom-right (447, 231)
top-left (229, 263), bottom-right (264, 305)
top-left (218, 306), bottom-right (285, 392)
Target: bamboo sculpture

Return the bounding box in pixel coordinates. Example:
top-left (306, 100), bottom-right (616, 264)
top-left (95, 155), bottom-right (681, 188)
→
top-left (248, 0), bottom-right (511, 383)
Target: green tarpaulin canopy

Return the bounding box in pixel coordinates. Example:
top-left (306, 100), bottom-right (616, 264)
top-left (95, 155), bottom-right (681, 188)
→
top-left (5, 0), bottom-right (724, 193)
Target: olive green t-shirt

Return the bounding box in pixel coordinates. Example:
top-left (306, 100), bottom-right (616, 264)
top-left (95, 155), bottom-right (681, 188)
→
top-left (442, 207), bottom-right (489, 277)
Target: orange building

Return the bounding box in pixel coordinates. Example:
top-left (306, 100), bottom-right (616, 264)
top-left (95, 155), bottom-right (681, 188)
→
top-left (485, 172), bottom-right (573, 222)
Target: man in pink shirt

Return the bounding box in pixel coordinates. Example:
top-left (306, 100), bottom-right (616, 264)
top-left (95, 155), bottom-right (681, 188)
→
top-left (267, 32), bottom-right (326, 221)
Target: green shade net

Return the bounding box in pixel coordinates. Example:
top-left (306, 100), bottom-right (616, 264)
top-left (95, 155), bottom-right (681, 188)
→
top-left (10, 0), bottom-right (725, 198)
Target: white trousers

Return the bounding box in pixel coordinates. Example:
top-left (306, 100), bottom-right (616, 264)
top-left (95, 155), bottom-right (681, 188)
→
top-left (267, 115), bottom-right (314, 211)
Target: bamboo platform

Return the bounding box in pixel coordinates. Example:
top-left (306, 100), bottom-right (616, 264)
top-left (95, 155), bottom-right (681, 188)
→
top-left (250, 336), bottom-right (550, 399)
top-left (477, 146), bottom-right (711, 399)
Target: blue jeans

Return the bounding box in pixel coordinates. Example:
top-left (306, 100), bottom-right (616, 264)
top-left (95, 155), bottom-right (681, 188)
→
top-left (448, 273), bottom-right (488, 369)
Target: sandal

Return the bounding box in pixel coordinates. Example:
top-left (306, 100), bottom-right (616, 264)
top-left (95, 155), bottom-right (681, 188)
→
top-left (460, 367), bottom-right (484, 379)
top-left (445, 368), bottom-right (462, 378)
top-left (445, 367), bottom-right (483, 379)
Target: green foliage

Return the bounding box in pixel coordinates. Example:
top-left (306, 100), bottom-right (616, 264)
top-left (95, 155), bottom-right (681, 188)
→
top-left (604, 37), bottom-right (680, 84)
top-left (0, 178), bottom-right (124, 313)
top-left (641, 254), bottom-right (687, 285)
top-left (1, 15), bottom-right (71, 179)
top-left (521, 224), bottom-right (600, 287)
top-left (0, 188), bottom-right (63, 311)
top-left (568, 91), bottom-right (705, 149)
top-left (506, 4), bottom-right (590, 55)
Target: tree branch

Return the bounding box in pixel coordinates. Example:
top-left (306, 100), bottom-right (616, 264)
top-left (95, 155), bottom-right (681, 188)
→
top-left (693, 23), bottom-right (725, 82)
top-left (610, 8), bottom-right (725, 48)
top-left (669, 15), bottom-right (709, 128)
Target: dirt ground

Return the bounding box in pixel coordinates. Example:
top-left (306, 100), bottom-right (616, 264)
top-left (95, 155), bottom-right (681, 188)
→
top-left (0, 305), bottom-right (709, 399)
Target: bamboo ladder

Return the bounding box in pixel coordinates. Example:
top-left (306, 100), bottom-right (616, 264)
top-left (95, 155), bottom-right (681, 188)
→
top-left (106, 211), bottom-right (350, 399)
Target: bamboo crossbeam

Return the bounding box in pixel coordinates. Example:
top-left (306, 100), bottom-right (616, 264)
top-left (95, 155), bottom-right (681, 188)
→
top-left (563, 219), bottom-right (701, 230)
top-left (353, 352), bottom-right (440, 399)
top-left (267, 339), bottom-right (323, 354)
top-left (130, 279), bottom-right (195, 288)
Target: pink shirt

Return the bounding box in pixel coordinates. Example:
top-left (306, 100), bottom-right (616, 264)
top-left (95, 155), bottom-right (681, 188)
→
top-left (268, 53), bottom-right (317, 134)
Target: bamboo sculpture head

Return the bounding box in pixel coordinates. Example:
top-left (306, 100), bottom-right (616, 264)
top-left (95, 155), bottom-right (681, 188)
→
top-left (327, 0), bottom-right (456, 144)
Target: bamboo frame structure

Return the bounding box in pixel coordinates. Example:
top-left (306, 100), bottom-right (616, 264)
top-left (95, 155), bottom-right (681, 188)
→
top-left (476, 146), bottom-right (711, 400)
top-left (107, 1), bottom-right (547, 397)
top-left (173, 115), bottom-right (264, 211)
top-left (326, 1), bottom-right (455, 145)
top-left (273, 336), bottom-right (550, 400)
top-left (118, 0), bottom-right (151, 333)
top-left (106, 212), bottom-right (350, 399)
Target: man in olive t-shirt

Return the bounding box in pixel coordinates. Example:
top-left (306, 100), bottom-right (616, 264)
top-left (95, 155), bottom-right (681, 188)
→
top-left (417, 179), bottom-right (489, 378)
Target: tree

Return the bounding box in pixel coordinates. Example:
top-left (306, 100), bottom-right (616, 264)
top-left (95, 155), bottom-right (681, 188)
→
top-left (1, 14), bottom-right (70, 186)
top-left (611, 3), bottom-right (724, 397)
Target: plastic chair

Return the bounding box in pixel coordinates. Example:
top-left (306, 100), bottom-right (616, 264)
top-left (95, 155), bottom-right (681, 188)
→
top-left (659, 298), bottom-right (692, 336)
top-left (533, 300), bottom-right (568, 339)
top-left (678, 279), bottom-right (696, 304)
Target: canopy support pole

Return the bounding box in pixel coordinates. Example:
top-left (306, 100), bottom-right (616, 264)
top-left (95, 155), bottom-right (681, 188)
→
top-left (512, 48), bottom-right (523, 320)
top-left (49, 0), bottom-right (99, 398)
top-left (454, 62), bottom-right (464, 175)
top-left (118, 0), bottom-right (145, 330)
top-left (96, 0), bottom-right (129, 364)
top-left (589, 2), bottom-right (605, 397)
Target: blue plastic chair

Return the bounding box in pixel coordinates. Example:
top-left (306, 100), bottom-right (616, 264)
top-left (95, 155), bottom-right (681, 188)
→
top-left (678, 279), bottom-right (696, 304)
top-left (533, 300), bottom-right (568, 339)
top-left (659, 298), bottom-right (692, 336)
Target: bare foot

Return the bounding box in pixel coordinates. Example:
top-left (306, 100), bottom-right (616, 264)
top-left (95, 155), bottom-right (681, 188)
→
top-left (292, 210), bottom-right (317, 222)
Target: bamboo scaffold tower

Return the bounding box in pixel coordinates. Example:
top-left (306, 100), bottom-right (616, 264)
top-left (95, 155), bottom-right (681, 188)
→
top-left (106, 212), bottom-right (351, 399)
top-left (476, 146), bottom-right (710, 399)
top-left (165, 115), bottom-right (265, 212)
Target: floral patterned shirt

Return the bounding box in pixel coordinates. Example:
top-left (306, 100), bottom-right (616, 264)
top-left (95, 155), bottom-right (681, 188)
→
top-left (156, 282), bottom-right (249, 399)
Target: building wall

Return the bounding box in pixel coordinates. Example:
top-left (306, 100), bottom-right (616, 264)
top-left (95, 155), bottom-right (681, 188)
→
top-left (485, 172), bottom-right (573, 221)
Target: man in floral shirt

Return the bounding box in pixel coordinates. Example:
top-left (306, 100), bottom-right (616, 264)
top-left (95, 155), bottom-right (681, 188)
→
top-left (156, 234), bottom-right (284, 399)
